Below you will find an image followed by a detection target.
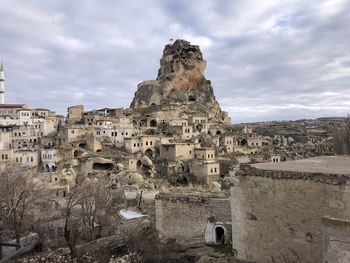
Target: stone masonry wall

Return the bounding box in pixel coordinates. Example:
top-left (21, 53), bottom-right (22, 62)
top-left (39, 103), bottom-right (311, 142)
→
top-left (155, 194), bottom-right (231, 247)
top-left (322, 216), bottom-right (350, 263)
top-left (230, 167), bottom-right (350, 263)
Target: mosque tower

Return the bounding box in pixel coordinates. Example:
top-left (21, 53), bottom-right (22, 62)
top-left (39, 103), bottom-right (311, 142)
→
top-left (0, 62), bottom-right (4, 104)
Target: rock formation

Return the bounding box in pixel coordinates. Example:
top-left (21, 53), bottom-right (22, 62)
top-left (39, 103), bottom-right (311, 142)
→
top-left (130, 39), bottom-right (229, 122)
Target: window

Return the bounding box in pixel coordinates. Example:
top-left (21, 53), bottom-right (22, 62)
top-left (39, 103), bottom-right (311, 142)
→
top-left (71, 130), bottom-right (75, 134)
top-left (31, 157), bottom-right (33, 162)
top-left (146, 141), bottom-right (148, 146)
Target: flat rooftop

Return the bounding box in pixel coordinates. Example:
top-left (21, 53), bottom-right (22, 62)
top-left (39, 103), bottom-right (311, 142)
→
top-left (251, 156), bottom-right (350, 175)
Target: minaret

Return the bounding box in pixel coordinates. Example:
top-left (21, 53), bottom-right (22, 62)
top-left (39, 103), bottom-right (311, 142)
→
top-left (0, 62), bottom-right (4, 104)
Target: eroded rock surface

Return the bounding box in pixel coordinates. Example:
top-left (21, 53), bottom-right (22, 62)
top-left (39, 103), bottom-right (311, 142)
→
top-left (130, 39), bottom-right (227, 121)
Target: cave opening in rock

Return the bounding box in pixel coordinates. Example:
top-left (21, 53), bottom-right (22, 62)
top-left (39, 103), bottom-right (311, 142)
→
top-left (188, 96), bottom-right (196, 102)
top-left (150, 120), bottom-right (157, 127)
top-left (93, 163), bottom-right (114, 170)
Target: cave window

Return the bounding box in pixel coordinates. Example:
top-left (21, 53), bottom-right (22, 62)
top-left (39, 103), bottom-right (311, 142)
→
top-left (150, 120), bottom-right (157, 127)
top-left (188, 96), bottom-right (196, 102)
top-left (93, 163), bottom-right (114, 170)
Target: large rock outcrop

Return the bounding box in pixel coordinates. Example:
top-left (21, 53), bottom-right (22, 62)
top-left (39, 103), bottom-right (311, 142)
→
top-left (130, 40), bottom-right (229, 122)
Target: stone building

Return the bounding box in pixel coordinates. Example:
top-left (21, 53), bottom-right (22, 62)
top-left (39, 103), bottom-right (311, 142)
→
top-left (67, 105), bottom-right (84, 123)
top-left (160, 143), bottom-right (198, 161)
top-left (191, 161), bottom-right (220, 184)
top-left (230, 156), bottom-right (350, 263)
top-left (155, 193), bottom-right (231, 247)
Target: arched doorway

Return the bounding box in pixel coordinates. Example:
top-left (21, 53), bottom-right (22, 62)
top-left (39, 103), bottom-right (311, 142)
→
top-left (240, 139), bottom-right (247, 146)
top-left (150, 119), bottom-right (157, 127)
top-left (215, 226), bottom-right (225, 245)
top-left (145, 148), bottom-right (153, 158)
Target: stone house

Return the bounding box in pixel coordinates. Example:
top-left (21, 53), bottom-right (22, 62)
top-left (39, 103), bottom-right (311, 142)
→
top-left (67, 105), bottom-right (84, 123)
top-left (230, 156), bottom-right (350, 263)
top-left (155, 193), bottom-right (231, 247)
top-left (41, 149), bottom-right (59, 172)
top-left (191, 161), bottom-right (220, 184)
top-left (194, 147), bottom-right (215, 160)
top-left (169, 125), bottom-right (193, 140)
top-left (220, 135), bottom-right (234, 153)
top-left (13, 150), bottom-right (39, 167)
top-left (160, 143), bottom-right (198, 161)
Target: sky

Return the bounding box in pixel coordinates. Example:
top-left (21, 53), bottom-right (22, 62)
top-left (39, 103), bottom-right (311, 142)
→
top-left (0, 0), bottom-right (350, 123)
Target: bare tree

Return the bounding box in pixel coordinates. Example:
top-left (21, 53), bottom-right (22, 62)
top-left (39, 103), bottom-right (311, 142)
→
top-left (63, 177), bottom-right (112, 260)
top-left (63, 185), bottom-right (82, 260)
top-left (0, 166), bottom-right (43, 245)
top-left (78, 178), bottom-right (112, 242)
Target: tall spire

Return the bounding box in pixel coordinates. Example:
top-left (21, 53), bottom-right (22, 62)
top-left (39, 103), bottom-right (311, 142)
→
top-left (0, 62), bottom-right (4, 104)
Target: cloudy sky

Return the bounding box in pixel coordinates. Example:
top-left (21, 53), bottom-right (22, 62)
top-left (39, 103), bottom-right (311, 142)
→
top-left (0, 0), bottom-right (350, 123)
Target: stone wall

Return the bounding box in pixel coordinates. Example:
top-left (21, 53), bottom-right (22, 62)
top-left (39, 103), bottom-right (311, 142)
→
top-left (230, 165), bottom-right (350, 263)
top-left (155, 193), bottom-right (231, 247)
top-left (322, 216), bottom-right (350, 263)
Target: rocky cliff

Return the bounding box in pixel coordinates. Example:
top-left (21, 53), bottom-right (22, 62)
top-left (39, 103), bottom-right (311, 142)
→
top-left (130, 40), bottom-right (230, 122)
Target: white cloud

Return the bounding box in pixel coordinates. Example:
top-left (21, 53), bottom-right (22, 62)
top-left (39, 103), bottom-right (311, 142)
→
top-left (0, 0), bottom-right (349, 122)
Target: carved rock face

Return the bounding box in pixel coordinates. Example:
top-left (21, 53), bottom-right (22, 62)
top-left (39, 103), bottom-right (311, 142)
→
top-left (157, 39), bottom-right (207, 94)
top-left (129, 39), bottom-right (230, 123)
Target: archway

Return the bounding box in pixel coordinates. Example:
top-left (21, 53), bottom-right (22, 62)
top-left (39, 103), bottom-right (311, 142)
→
top-left (74, 150), bottom-right (82, 158)
top-left (145, 148), bottom-right (153, 158)
top-left (215, 226), bottom-right (225, 245)
top-left (150, 119), bottom-right (157, 127)
top-left (196, 124), bottom-right (203, 132)
top-left (216, 130), bottom-right (221, 135)
top-left (240, 139), bottom-right (247, 146)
